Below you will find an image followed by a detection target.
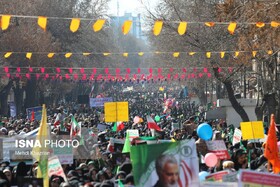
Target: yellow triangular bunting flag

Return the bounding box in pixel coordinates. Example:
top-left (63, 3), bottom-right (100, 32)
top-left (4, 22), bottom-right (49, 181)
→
top-left (220, 52), bottom-right (225, 58)
top-left (267, 50), bottom-right (273, 55)
top-left (123, 53), bottom-right (128, 57)
top-left (4, 52), bottom-right (12, 58)
top-left (153, 21), bottom-right (163, 36)
top-left (83, 53), bottom-right (91, 56)
top-left (271, 21), bottom-right (279, 28)
top-left (173, 52), bottom-right (180, 58)
top-left (228, 22), bottom-right (237, 35)
top-left (38, 16), bottom-right (47, 31)
top-left (65, 53), bottom-right (72, 58)
top-left (206, 52), bottom-right (211, 58)
top-left (235, 51), bottom-right (239, 57)
top-left (70, 18), bottom-right (80, 32)
top-left (93, 19), bottom-right (106, 32)
top-left (138, 52), bottom-right (144, 56)
top-left (178, 22), bottom-right (187, 35)
top-left (103, 53), bottom-right (110, 56)
top-left (26, 53), bottom-right (32, 59)
top-left (252, 51), bottom-right (257, 57)
top-left (47, 53), bottom-right (55, 58)
top-left (189, 52), bottom-right (196, 56)
top-left (205, 22), bottom-right (215, 27)
top-left (122, 20), bottom-right (133, 35)
top-left (256, 22), bottom-right (265, 28)
top-left (1, 15), bottom-right (11, 30)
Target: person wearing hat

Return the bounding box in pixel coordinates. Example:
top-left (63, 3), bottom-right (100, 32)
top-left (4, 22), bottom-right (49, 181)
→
top-left (87, 161), bottom-right (95, 170)
top-left (50, 175), bottom-right (64, 187)
top-left (67, 170), bottom-right (80, 187)
top-left (3, 168), bottom-right (13, 185)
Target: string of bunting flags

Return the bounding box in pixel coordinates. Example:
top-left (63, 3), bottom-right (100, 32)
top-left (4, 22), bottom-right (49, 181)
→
top-left (1, 49), bottom-right (275, 59)
top-left (2, 66), bottom-right (234, 81)
top-left (0, 14), bottom-right (279, 35)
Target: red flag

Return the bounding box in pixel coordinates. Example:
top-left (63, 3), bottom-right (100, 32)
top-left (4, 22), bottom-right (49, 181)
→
top-left (147, 115), bottom-right (161, 131)
top-left (264, 114), bottom-right (280, 173)
top-left (31, 110), bottom-right (35, 121)
top-left (117, 122), bottom-right (125, 131)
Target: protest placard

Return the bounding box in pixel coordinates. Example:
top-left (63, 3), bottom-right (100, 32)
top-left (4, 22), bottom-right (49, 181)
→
top-left (131, 139), bottom-right (199, 187)
top-left (239, 169), bottom-right (280, 187)
top-left (206, 140), bottom-right (230, 160)
top-left (240, 121), bottom-right (264, 140)
top-left (48, 155), bottom-right (67, 182)
top-left (26, 106), bottom-right (43, 121)
top-left (232, 128), bottom-right (242, 145)
top-left (104, 102), bottom-right (129, 122)
top-left (89, 97), bottom-right (113, 107)
top-left (127, 129), bottom-right (139, 141)
top-left (222, 172), bottom-right (238, 182)
top-left (206, 170), bottom-right (230, 181)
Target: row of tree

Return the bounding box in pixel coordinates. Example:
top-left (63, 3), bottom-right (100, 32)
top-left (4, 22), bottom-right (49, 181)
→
top-left (144, 0), bottom-right (279, 123)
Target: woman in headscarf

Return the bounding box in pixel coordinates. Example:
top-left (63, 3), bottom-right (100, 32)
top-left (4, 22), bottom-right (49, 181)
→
top-left (231, 149), bottom-right (248, 171)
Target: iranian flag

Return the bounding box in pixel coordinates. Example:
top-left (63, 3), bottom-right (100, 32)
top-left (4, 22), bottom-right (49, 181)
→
top-left (70, 116), bottom-right (81, 137)
top-left (112, 122), bottom-right (125, 132)
top-left (147, 115), bottom-right (161, 131)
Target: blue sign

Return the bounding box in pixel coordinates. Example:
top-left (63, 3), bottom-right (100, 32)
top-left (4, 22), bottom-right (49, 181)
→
top-left (9, 102), bottom-right (17, 117)
top-left (90, 97), bottom-right (113, 107)
top-left (26, 106), bottom-right (43, 121)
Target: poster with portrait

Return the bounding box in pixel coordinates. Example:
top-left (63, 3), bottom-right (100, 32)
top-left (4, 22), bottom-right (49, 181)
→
top-left (130, 139), bottom-right (199, 187)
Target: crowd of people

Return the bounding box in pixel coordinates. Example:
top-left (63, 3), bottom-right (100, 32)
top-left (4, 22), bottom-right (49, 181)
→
top-left (0, 83), bottom-right (277, 187)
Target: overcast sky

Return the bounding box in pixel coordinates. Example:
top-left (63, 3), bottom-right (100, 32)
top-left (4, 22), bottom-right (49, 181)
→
top-left (108, 0), bottom-right (158, 16)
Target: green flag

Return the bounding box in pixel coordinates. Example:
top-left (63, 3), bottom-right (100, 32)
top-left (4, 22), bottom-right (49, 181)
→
top-left (118, 179), bottom-right (124, 187)
top-left (240, 140), bottom-right (247, 152)
top-left (112, 122), bottom-right (117, 132)
top-left (122, 132), bottom-right (130, 153)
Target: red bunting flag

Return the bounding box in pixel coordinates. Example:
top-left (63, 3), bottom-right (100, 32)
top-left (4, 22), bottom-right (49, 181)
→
top-left (203, 68), bottom-right (208, 73)
top-left (137, 68), bottom-right (141, 74)
top-left (92, 68), bottom-right (96, 74)
top-left (149, 68), bottom-right (153, 74)
top-left (17, 67), bottom-right (21, 72)
top-left (4, 67), bottom-right (9, 73)
top-left (182, 68), bottom-right (187, 73)
top-left (65, 74), bottom-right (70, 79)
top-left (126, 68), bottom-right (131, 74)
top-left (26, 73), bottom-right (30, 79)
top-left (41, 67), bottom-right (45, 73)
top-left (36, 74), bottom-right (40, 80)
top-left (69, 68), bottom-right (73, 74)
top-left (169, 68), bottom-right (173, 72)
top-left (56, 68), bottom-right (61, 73)
top-left (82, 74), bottom-right (87, 80)
top-left (29, 67), bottom-right (33, 72)
top-left (105, 68), bottom-right (109, 74)
top-left (80, 68), bottom-right (84, 74)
